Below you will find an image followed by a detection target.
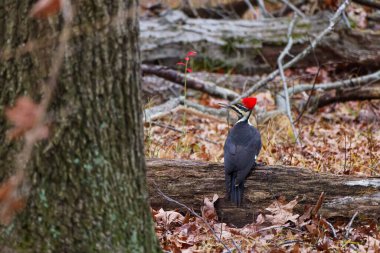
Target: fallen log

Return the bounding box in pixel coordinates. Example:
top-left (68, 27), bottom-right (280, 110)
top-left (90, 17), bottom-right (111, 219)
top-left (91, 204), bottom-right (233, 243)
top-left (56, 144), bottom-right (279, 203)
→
top-left (147, 159), bottom-right (380, 227)
top-left (313, 86), bottom-right (380, 109)
top-left (140, 11), bottom-right (380, 73)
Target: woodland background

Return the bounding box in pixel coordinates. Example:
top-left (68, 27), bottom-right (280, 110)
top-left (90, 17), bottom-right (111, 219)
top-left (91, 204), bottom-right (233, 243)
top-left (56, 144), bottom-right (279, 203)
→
top-left (0, 0), bottom-right (379, 252)
top-left (140, 0), bottom-right (380, 251)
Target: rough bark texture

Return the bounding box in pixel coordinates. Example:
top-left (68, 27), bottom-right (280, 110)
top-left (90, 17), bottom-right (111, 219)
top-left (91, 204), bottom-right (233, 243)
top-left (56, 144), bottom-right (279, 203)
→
top-left (314, 86), bottom-right (380, 108)
top-left (0, 1), bottom-right (160, 252)
top-left (140, 11), bottom-right (380, 73)
top-left (147, 159), bottom-right (380, 227)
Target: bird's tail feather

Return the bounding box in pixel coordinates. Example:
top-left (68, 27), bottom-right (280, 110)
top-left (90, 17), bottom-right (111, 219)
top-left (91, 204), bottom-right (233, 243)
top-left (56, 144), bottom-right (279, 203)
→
top-left (230, 174), bottom-right (244, 206)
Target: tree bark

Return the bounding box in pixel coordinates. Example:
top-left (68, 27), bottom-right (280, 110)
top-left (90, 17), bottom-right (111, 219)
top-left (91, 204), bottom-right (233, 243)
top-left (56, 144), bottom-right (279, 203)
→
top-left (313, 86), bottom-right (380, 109)
top-left (140, 12), bottom-right (380, 73)
top-left (0, 1), bottom-right (160, 252)
top-left (147, 159), bottom-right (380, 227)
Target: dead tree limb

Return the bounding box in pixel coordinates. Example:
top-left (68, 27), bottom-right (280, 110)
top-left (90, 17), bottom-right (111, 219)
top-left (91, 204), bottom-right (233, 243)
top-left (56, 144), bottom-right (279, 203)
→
top-left (143, 97), bottom-right (183, 122)
top-left (288, 70), bottom-right (380, 95)
top-left (277, 16), bottom-right (300, 145)
top-left (146, 159), bottom-right (380, 227)
top-left (352, 0), bottom-right (380, 9)
top-left (234, 0), bottom-right (351, 103)
top-left (142, 64), bottom-right (239, 100)
top-left (143, 97), bottom-right (229, 123)
top-left (313, 86), bottom-right (380, 109)
top-left (140, 5), bottom-right (380, 74)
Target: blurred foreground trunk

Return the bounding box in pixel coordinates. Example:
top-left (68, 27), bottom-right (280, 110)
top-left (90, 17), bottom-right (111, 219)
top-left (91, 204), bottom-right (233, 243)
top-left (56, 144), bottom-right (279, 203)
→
top-left (0, 1), bottom-right (160, 252)
top-left (147, 159), bottom-right (380, 227)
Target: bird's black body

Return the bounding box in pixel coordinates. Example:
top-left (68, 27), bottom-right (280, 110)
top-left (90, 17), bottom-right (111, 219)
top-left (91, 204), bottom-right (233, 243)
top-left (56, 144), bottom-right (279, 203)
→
top-left (224, 112), bottom-right (262, 206)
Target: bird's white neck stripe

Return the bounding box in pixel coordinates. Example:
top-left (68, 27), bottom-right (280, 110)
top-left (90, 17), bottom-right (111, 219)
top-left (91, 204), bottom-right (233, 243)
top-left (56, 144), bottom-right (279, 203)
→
top-left (236, 116), bottom-right (253, 125)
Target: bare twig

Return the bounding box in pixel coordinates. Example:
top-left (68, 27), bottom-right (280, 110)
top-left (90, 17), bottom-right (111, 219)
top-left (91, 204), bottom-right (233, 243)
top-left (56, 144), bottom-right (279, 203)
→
top-left (293, 67), bottom-right (320, 123)
top-left (311, 192), bottom-right (325, 217)
top-left (150, 121), bottom-right (218, 145)
top-left (288, 70), bottom-right (380, 95)
top-left (323, 218), bottom-right (337, 238)
top-left (345, 211), bottom-right (358, 238)
top-left (279, 240), bottom-right (303, 246)
top-left (279, 0), bottom-right (306, 18)
top-left (294, 39), bottom-right (320, 123)
top-left (144, 97), bottom-right (183, 122)
top-left (244, 0), bottom-right (259, 18)
top-left (277, 15), bottom-right (300, 145)
top-left (142, 64), bottom-right (239, 100)
top-left (233, 0), bottom-right (350, 104)
top-left (154, 183), bottom-right (234, 253)
top-left (256, 0), bottom-right (273, 18)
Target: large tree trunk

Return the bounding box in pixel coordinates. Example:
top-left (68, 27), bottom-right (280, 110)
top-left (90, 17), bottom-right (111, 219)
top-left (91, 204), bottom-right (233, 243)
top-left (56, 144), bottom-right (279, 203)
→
top-left (0, 1), bottom-right (160, 252)
top-left (140, 12), bottom-right (380, 73)
top-left (147, 159), bottom-right (380, 227)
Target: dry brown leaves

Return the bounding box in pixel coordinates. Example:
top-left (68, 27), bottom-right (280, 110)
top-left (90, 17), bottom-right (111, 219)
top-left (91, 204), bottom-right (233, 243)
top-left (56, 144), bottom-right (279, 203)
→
top-left (153, 196), bottom-right (380, 252)
top-left (260, 100), bottom-right (380, 176)
top-left (265, 197), bottom-right (299, 225)
top-left (145, 97), bottom-right (379, 176)
top-left (145, 72), bottom-right (380, 251)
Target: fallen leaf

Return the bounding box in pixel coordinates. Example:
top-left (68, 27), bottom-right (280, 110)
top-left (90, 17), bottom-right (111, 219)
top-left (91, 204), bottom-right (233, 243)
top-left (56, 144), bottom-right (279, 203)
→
top-left (154, 208), bottom-right (184, 225)
top-left (201, 194), bottom-right (218, 220)
top-left (265, 197), bottom-right (299, 225)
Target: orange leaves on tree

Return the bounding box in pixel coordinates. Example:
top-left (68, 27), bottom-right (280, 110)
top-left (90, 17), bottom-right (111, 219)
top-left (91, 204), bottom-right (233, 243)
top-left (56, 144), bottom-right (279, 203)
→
top-left (29, 0), bottom-right (61, 19)
top-left (5, 96), bottom-right (48, 140)
top-left (0, 174), bottom-right (26, 225)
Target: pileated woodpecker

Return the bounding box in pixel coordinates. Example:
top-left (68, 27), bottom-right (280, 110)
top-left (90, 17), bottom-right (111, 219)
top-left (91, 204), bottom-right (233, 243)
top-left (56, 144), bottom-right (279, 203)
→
top-left (223, 97), bottom-right (262, 206)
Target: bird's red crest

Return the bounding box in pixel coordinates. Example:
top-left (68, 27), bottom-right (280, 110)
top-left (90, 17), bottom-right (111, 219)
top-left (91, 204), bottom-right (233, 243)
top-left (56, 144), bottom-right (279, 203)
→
top-left (242, 97), bottom-right (257, 110)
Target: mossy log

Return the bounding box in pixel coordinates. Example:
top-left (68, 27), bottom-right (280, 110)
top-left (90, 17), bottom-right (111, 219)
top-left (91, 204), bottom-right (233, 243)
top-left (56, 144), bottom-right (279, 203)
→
top-left (147, 159), bottom-right (380, 227)
top-left (140, 11), bottom-right (380, 73)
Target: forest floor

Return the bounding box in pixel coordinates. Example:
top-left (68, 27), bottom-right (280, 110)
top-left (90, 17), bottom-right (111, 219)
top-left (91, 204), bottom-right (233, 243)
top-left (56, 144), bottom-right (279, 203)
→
top-left (144, 70), bottom-right (380, 252)
top-left (141, 0), bottom-right (380, 250)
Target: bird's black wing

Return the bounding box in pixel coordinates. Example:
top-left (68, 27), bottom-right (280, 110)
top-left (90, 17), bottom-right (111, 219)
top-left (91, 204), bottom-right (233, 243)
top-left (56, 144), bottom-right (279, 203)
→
top-left (235, 127), bottom-right (261, 184)
top-left (224, 124), bottom-right (261, 205)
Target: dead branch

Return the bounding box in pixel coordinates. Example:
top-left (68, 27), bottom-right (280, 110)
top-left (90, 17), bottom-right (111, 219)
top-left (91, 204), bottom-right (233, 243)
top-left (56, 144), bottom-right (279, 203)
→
top-left (277, 15), bottom-right (300, 145)
top-left (233, 0), bottom-right (350, 103)
top-left (289, 70), bottom-right (380, 95)
top-left (278, 0), bottom-right (306, 18)
top-left (143, 97), bottom-right (230, 123)
top-left (311, 86), bottom-right (380, 109)
top-left (352, 0), bottom-right (380, 9)
top-left (143, 97), bottom-right (183, 122)
top-left (142, 64), bottom-right (239, 100)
